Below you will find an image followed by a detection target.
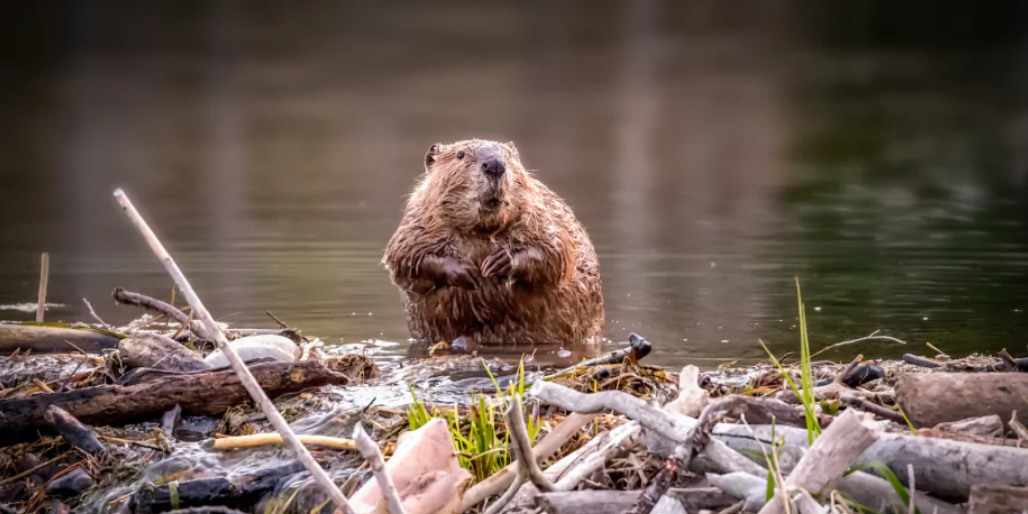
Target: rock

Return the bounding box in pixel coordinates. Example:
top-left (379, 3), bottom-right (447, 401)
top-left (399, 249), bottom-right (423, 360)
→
top-left (44, 468), bottom-right (94, 497)
top-left (203, 335), bottom-right (299, 368)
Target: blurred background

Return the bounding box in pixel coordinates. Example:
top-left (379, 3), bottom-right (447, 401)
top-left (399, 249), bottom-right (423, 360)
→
top-left (1, 0), bottom-right (1027, 366)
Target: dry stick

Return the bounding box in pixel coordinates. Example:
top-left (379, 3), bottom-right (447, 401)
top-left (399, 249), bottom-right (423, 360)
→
top-left (213, 433), bottom-right (357, 451)
top-left (841, 395), bottom-right (908, 425)
top-left (482, 459), bottom-right (527, 514)
top-left (353, 425), bottom-right (406, 514)
top-left (113, 287), bottom-right (209, 340)
top-left (810, 330), bottom-right (907, 359)
top-left (82, 298), bottom-right (113, 331)
top-left (505, 395), bottom-right (554, 492)
top-left (1011, 411), bottom-right (1028, 443)
top-left (37, 252), bottom-right (49, 322)
top-left (461, 413), bottom-right (597, 511)
top-left (906, 464), bottom-right (916, 514)
top-left (112, 189), bottom-right (357, 514)
top-left (0, 451), bottom-right (70, 488)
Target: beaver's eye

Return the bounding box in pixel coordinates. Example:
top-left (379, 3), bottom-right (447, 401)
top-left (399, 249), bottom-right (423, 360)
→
top-left (456, 151), bottom-right (465, 160)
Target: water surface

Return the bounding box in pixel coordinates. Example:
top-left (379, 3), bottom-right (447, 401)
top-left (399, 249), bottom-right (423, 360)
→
top-left (2, 1), bottom-right (1027, 367)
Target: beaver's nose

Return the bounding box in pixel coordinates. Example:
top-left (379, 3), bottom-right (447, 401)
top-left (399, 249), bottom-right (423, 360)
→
top-left (481, 157), bottom-right (505, 178)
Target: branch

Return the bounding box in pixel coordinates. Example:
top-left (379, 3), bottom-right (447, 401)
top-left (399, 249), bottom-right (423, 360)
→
top-left (505, 395), bottom-right (554, 492)
top-left (354, 424), bottom-right (406, 514)
top-left (212, 433), bottom-right (357, 451)
top-left (112, 287), bottom-right (210, 340)
top-left (810, 331), bottom-right (907, 359)
top-left (113, 189), bottom-right (356, 514)
top-left (841, 395), bottom-right (907, 425)
top-left (461, 413), bottom-right (595, 511)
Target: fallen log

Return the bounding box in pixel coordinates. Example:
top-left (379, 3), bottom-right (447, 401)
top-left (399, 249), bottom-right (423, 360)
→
top-left (0, 360), bottom-right (352, 444)
top-left (535, 489), bottom-right (735, 514)
top-left (128, 462), bottom-right (304, 513)
top-left (714, 421), bottom-right (1028, 502)
top-left (118, 333), bottom-right (208, 371)
top-left (895, 372), bottom-right (1028, 428)
top-left (0, 324), bottom-right (121, 353)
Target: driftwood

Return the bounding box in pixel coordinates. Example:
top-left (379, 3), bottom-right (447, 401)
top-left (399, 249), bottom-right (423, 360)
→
top-left (118, 333), bottom-right (208, 371)
top-left (461, 413), bottom-right (596, 511)
top-left (535, 489), bottom-right (735, 514)
top-left (506, 395), bottom-right (555, 492)
top-left (529, 381), bottom-right (765, 477)
top-left (114, 189), bottom-right (357, 514)
top-left (534, 383), bottom-right (961, 514)
top-left (0, 360), bottom-right (351, 443)
top-left (37, 253), bottom-right (49, 322)
top-left (0, 324), bottom-right (121, 353)
top-left (758, 410), bottom-right (877, 514)
top-left (354, 424), bottom-right (408, 514)
top-left (895, 372), bottom-right (1028, 428)
top-left (212, 433), bottom-right (357, 451)
top-left (968, 484), bottom-right (1028, 514)
top-left (714, 421), bottom-right (1028, 502)
top-left (43, 405), bottom-right (104, 454)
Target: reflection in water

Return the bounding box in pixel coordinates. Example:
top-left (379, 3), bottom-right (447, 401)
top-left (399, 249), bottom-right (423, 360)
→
top-left (1, 1), bottom-right (1027, 368)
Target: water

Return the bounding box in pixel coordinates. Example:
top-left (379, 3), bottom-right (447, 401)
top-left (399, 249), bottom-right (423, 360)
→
top-left (2, 1), bottom-right (1027, 368)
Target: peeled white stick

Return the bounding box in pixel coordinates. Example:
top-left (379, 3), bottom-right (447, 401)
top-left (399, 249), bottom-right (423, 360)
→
top-left (353, 425), bottom-right (407, 514)
top-left (113, 189), bottom-right (356, 514)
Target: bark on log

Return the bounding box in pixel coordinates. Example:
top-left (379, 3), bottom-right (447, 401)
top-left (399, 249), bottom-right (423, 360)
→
top-left (968, 484), bottom-right (1028, 514)
top-left (43, 405), bottom-right (104, 454)
top-left (895, 372), bottom-right (1028, 428)
top-left (0, 360), bottom-right (350, 443)
top-left (118, 333), bottom-right (208, 371)
top-left (0, 324), bottom-right (121, 353)
top-left (758, 410), bottom-right (877, 514)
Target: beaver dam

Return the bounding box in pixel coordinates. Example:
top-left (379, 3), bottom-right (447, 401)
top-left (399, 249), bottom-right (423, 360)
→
top-left (3, 190), bottom-right (1028, 514)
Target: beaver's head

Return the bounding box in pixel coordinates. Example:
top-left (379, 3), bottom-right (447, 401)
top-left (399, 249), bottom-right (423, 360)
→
top-left (414, 139), bottom-right (530, 232)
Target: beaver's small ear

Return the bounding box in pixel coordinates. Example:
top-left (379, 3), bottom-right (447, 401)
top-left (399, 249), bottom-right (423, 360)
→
top-left (504, 141), bottom-right (519, 160)
top-left (424, 143), bottom-right (441, 173)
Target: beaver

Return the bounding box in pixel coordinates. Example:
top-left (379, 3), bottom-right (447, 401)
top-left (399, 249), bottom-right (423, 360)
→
top-left (382, 139), bottom-right (604, 346)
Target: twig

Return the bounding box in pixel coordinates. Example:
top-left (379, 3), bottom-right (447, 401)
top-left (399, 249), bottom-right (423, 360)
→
top-left (505, 394), bottom-right (554, 491)
top-left (212, 433), bottom-right (357, 451)
top-left (112, 287), bottom-right (209, 339)
top-left (810, 330), bottom-right (907, 359)
top-left (461, 412), bottom-right (596, 511)
top-left (353, 424), bottom-right (406, 514)
top-left (841, 395), bottom-right (907, 424)
top-left (902, 354), bottom-right (941, 369)
top-left (483, 459), bottom-right (527, 514)
top-left (37, 252), bottom-right (49, 323)
top-left (1011, 411), bottom-right (1028, 443)
top-left (834, 354), bottom-right (864, 385)
top-left (170, 310), bottom-right (194, 341)
top-left (32, 378), bottom-right (54, 394)
top-left (907, 464), bottom-right (916, 514)
top-left (266, 310), bottom-right (288, 329)
top-left (98, 435), bottom-right (166, 451)
top-left (112, 188), bottom-right (357, 514)
top-left (0, 452), bottom-right (70, 488)
top-left (82, 298), bottom-right (113, 331)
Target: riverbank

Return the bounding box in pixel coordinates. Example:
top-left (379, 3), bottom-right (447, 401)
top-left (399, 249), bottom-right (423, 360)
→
top-left (2, 296), bottom-right (1027, 514)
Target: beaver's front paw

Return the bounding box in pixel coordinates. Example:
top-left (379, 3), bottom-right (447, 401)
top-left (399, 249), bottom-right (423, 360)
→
top-left (481, 249), bottom-right (514, 278)
top-left (441, 258), bottom-right (478, 290)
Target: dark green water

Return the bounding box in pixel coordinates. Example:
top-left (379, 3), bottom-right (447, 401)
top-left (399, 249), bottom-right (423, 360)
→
top-left (1, 1), bottom-right (1027, 367)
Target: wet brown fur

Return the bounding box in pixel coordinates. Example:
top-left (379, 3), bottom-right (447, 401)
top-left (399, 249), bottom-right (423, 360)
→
top-left (383, 139), bottom-right (604, 345)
